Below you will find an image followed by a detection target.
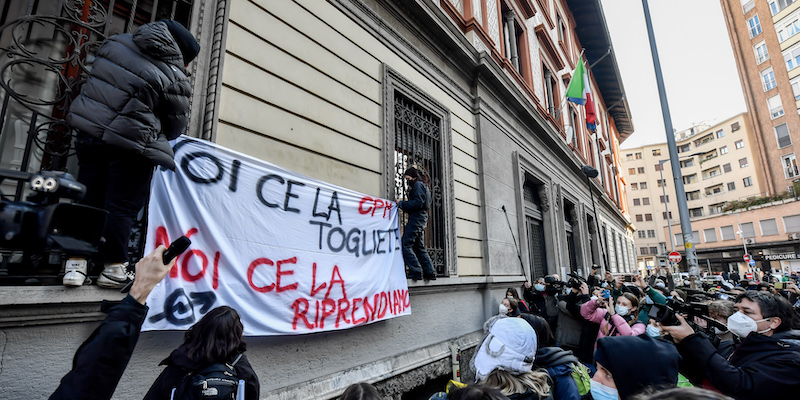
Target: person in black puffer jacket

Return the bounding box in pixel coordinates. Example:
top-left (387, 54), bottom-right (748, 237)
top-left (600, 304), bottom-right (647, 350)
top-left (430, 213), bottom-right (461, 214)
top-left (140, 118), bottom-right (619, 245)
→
top-left (662, 291), bottom-right (800, 400)
top-left (65, 20), bottom-right (199, 289)
top-left (143, 306), bottom-right (260, 400)
top-left (398, 166), bottom-right (436, 281)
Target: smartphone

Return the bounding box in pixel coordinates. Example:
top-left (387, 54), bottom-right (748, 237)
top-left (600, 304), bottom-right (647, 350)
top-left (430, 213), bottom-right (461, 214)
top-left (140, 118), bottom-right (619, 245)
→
top-left (601, 289), bottom-right (611, 299)
top-left (624, 275), bottom-right (634, 283)
top-left (775, 282), bottom-right (784, 289)
top-left (119, 236), bottom-right (191, 293)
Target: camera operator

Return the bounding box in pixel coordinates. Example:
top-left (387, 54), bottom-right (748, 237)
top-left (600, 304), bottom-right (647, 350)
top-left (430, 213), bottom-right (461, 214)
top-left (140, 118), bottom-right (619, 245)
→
top-left (660, 291), bottom-right (800, 400)
top-left (542, 275), bottom-right (563, 332)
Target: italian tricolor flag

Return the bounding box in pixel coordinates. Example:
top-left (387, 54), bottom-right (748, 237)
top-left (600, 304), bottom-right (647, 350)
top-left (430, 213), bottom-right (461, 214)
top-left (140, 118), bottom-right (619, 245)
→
top-left (565, 60), bottom-right (597, 132)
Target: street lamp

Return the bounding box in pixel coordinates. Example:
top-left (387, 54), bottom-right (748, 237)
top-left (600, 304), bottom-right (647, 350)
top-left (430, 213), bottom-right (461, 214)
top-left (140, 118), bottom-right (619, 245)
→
top-left (581, 165), bottom-right (609, 273)
top-left (657, 159), bottom-right (675, 270)
top-left (736, 213), bottom-right (749, 275)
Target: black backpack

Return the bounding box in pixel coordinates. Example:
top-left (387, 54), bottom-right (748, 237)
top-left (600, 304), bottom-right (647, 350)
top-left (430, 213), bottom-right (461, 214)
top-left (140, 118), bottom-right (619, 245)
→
top-left (171, 354), bottom-right (243, 400)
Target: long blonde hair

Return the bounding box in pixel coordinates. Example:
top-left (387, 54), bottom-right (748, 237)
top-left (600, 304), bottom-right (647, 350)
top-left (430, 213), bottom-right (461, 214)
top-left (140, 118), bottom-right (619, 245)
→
top-left (479, 369), bottom-right (551, 398)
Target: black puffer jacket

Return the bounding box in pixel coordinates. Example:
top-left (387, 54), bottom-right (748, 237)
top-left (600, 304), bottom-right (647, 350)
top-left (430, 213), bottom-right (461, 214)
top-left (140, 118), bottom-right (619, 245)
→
top-left (68, 21), bottom-right (191, 169)
top-left (677, 329), bottom-right (800, 400)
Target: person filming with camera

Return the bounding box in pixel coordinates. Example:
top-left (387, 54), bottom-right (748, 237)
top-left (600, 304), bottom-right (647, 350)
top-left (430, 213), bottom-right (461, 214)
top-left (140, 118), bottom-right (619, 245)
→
top-left (660, 291), bottom-right (800, 400)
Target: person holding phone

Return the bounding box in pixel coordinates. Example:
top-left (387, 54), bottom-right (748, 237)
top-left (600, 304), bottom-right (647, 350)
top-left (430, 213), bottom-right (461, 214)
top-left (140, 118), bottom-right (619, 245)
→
top-left (50, 246), bottom-right (177, 400)
top-left (580, 291), bottom-right (646, 348)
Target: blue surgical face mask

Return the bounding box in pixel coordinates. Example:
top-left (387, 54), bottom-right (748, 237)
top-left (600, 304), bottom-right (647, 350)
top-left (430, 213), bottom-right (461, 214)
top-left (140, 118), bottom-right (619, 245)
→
top-left (534, 284), bottom-right (546, 292)
top-left (646, 325), bottom-right (661, 337)
top-left (601, 282), bottom-right (609, 288)
top-left (644, 295), bottom-right (654, 305)
top-left (615, 305), bottom-right (630, 316)
top-left (590, 379), bottom-right (619, 400)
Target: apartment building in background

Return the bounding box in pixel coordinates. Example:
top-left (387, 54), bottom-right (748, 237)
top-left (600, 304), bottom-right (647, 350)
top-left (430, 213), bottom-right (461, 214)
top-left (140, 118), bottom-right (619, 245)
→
top-left (720, 0), bottom-right (800, 196)
top-left (621, 113), bottom-right (765, 272)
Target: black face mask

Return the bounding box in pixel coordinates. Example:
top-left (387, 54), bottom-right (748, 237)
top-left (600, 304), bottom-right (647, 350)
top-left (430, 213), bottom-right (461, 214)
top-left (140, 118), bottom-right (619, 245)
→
top-left (405, 178), bottom-right (414, 186)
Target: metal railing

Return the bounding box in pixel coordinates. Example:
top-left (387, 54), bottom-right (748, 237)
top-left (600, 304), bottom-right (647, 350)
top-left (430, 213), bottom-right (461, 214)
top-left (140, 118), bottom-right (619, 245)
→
top-left (0, 0), bottom-right (194, 281)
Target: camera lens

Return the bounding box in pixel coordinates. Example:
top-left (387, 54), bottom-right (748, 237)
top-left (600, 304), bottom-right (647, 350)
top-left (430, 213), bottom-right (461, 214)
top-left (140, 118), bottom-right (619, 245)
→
top-left (43, 178), bottom-right (58, 192)
top-left (30, 176), bottom-right (44, 190)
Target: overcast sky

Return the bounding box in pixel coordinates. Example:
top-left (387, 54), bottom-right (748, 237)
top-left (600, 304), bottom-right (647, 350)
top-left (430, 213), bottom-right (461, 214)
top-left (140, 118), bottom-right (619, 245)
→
top-left (600, 0), bottom-right (747, 149)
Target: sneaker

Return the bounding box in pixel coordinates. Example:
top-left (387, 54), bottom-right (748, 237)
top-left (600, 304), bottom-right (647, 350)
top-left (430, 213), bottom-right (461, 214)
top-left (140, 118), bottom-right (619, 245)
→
top-left (63, 258), bottom-right (88, 287)
top-left (97, 262), bottom-right (133, 289)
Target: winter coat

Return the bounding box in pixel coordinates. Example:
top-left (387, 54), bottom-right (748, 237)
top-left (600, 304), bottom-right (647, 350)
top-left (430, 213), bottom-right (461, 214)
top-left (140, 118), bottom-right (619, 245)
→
top-left (50, 295), bottom-right (148, 400)
top-left (636, 285), bottom-right (667, 324)
top-left (535, 347), bottom-right (586, 400)
top-left (398, 180), bottom-right (430, 229)
top-left (143, 345), bottom-right (260, 400)
top-left (580, 298), bottom-right (645, 346)
top-left (68, 21), bottom-right (192, 169)
top-left (523, 285), bottom-right (547, 316)
top-left (555, 292), bottom-right (584, 349)
top-left (676, 329), bottom-right (800, 400)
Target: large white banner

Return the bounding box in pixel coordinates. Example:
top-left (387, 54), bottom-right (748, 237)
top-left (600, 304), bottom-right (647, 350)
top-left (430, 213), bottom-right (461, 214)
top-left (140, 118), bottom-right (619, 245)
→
top-left (142, 137), bottom-right (410, 335)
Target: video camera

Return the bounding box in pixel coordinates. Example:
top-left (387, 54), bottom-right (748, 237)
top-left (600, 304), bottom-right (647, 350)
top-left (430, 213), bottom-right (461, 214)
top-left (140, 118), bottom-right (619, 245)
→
top-left (648, 298), bottom-right (727, 345)
top-left (566, 272), bottom-right (586, 290)
top-left (0, 169), bottom-right (106, 280)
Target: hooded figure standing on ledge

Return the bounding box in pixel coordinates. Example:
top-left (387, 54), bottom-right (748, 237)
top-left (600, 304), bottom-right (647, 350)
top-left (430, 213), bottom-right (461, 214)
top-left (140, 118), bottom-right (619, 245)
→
top-left (65, 20), bottom-right (200, 288)
top-left (397, 166), bottom-right (436, 281)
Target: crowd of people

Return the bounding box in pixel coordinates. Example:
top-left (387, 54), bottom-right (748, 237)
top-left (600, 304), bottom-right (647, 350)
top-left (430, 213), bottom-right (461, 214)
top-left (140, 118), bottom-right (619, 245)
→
top-left (49, 257), bottom-right (800, 399)
top-left (444, 267), bottom-right (800, 400)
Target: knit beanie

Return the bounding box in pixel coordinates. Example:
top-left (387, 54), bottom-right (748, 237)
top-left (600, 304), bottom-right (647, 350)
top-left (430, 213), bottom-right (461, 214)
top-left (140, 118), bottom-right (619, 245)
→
top-left (403, 167), bottom-right (419, 179)
top-left (162, 20), bottom-right (200, 64)
top-left (594, 335), bottom-right (680, 399)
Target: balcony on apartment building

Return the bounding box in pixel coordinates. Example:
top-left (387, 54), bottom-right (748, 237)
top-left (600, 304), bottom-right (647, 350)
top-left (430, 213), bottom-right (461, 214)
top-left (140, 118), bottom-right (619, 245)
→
top-left (702, 166), bottom-right (723, 180)
top-left (694, 133), bottom-right (715, 148)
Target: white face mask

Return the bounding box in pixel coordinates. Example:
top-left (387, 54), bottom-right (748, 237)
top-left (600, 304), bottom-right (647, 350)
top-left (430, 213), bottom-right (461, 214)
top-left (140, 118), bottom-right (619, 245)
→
top-left (590, 295), bottom-right (598, 301)
top-left (727, 311), bottom-right (770, 338)
top-left (615, 305), bottom-right (630, 316)
top-left (589, 379), bottom-right (619, 400)
top-left (644, 295), bottom-right (654, 305)
top-left (499, 304), bottom-right (509, 315)
top-left (534, 284), bottom-right (546, 292)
